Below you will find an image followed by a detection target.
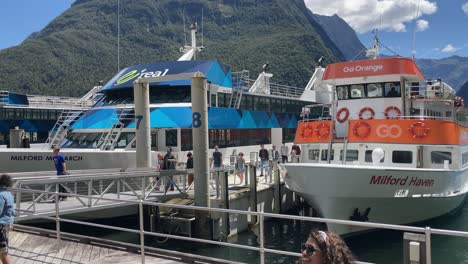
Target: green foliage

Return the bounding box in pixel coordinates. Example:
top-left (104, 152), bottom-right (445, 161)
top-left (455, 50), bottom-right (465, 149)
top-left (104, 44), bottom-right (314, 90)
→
top-left (0, 0), bottom-right (342, 96)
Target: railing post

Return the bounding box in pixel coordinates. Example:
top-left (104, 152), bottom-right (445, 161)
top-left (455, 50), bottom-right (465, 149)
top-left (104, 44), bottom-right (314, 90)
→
top-left (425, 227), bottom-right (432, 264)
top-left (139, 201), bottom-right (145, 264)
top-left (215, 170), bottom-right (220, 199)
top-left (220, 170), bottom-right (230, 238)
top-left (15, 184), bottom-right (21, 213)
top-left (88, 179), bottom-right (92, 207)
top-left (117, 179), bottom-right (121, 199)
top-left (249, 165), bottom-right (257, 225)
top-left (141, 175), bottom-right (146, 200)
top-left (259, 210), bottom-right (265, 264)
top-left (55, 184), bottom-right (61, 242)
top-left (273, 169), bottom-right (281, 213)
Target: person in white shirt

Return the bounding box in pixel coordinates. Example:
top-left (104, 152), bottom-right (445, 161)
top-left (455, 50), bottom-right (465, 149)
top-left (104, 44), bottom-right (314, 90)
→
top-left (280, 142), bottom-right (289, 163)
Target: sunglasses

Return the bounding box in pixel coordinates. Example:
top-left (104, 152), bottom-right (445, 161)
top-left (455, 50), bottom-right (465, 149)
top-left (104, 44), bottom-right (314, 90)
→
top-left (301, 243), bottom-right (316, 255)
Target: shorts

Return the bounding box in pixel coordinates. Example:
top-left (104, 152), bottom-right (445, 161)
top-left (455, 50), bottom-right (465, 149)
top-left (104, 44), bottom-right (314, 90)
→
top-left (0, 224), bottom-right (10, 255)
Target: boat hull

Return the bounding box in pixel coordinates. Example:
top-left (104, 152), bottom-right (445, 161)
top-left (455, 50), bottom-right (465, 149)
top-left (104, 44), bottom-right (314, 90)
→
top-left (281, 163), bottom-right (468, 235)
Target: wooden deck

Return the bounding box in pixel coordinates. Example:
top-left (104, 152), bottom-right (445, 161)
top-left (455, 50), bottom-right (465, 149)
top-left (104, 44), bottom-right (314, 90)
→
top-left (8, 231), bottom-right (182, 264)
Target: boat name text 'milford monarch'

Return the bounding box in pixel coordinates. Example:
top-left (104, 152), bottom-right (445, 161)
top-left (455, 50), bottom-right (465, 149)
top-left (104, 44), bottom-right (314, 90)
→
top-left (281, 52), bottom-right (468, 235)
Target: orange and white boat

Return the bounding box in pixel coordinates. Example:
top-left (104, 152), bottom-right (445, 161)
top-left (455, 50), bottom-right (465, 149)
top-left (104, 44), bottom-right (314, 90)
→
top-left (280, 42), bottom-right (468, 235)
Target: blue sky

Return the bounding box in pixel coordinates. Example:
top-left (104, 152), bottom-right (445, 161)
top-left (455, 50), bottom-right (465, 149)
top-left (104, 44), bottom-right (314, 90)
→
top-left (0, 0), bottom-right (467, 60)
top-left (0, 0), bottom-right (74, 50)
top-left (306, 0), bottom-right (468, 59)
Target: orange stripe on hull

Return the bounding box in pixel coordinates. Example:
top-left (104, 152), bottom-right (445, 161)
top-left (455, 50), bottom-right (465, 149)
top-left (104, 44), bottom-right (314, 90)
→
top-left (348, 119), bottom-right (468, 145)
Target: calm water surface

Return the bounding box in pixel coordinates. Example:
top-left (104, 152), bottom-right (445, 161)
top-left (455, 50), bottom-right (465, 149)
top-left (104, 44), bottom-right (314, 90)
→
top-left (34, 200), bottom-right (468, 263)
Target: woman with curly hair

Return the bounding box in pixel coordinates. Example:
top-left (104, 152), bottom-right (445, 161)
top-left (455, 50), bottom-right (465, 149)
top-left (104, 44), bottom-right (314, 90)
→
top-left (299, 230), bottom-right (355, 264)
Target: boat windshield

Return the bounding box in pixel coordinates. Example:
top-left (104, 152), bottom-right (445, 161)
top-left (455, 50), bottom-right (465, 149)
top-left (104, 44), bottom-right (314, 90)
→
top-left (61, 132), bottom-right (135, 149)
top-left (95, 86), bottom-right (191, 106)
top-left (337, 82), bottom-right (401, 100)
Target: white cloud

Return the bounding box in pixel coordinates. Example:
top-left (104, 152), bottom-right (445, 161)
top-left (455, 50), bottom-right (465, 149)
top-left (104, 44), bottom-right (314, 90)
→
top-left (463, 3), bottom-right (468, 15)
top-left (441, 44), bottom-right (459, 53)
top-left (305, 0), bottom-right (437, 33)
top-left (416, 19), bottom-right (429, 32)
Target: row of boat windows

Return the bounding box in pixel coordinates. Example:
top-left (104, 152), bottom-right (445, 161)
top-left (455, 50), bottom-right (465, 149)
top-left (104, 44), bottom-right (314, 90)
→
top-left (61, 132), bottom-right (135, 149)
top-left (0, 108), bottom-right (62, 120)
top-left (96, 88), bottom-right (310, 114)
top-left (95, 87), bottom-right (191, 106)
top-left (336, 82), bottom-right (402, 100)
top-left (169, 128), bottom-right (295, 151)
top-left (215, 93), bottom-right (310, 113)
top-left (0, 132), bottom-right (48, 146)
top-left (309, 149), bottom-right (452, 164)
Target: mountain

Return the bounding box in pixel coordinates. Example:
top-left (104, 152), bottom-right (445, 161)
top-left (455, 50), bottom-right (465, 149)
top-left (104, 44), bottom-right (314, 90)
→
top-left (310, 13), bottom-right (366, 61)
top-left (416, 56), bottom-right (468, 90)
top-left (0, 0), bottom-right (344, 97)
top-left (457, 80), bottom-right (468, 103)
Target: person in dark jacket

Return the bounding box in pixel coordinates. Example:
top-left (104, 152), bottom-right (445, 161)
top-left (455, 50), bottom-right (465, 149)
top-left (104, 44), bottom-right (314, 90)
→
top-left (186, 152), bottom-right (194, 186)
top-left (259, 144), bottom-right (269, 176)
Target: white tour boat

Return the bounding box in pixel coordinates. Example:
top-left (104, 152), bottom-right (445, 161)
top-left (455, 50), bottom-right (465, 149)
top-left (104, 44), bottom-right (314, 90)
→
top-left (281, 40), bottom-right (468, 235)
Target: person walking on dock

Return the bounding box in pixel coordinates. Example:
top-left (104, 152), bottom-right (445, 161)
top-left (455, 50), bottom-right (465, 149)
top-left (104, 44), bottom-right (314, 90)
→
top-left (52, 146), bottom-right (68, 201)
top-left (0, 174), bottom-right (14, 264)
top-left (210, 145), bottom-right (223, 170)
top-left (280, 142), bottom-right (289, 163)
top-left (235, 152), bottom-right (245, 185)
top-left (259, 144), bottom-right (269, 176)
top-left (163, 147), bottom-right (177, 191)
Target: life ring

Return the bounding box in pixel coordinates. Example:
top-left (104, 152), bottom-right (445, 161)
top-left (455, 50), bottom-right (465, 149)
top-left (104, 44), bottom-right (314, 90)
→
top-left (359, 107), bottom-right (375, 120)
top-left (352, 122), bottom-right (372, 139)
top-left (384, 106), bottom-right (401, 119)
top-left (300, 124), bottom-right (313, 138)
top-left (315, 123), bottom-right (330, 139)
top-left (336, 108), bottom-right (350, 123)
top-left (408, 122), bottom-right (430, 138)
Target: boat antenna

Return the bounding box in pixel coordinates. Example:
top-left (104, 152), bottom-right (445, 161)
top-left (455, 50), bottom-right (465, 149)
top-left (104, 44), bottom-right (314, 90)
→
top-left (201, 8), bottom-right (204, 47)
top-left (183, 8), bottom-right (187, 46)
top-left (411, 0), bottom-right (422, 60)
top-left (117, 0), bottom-right (120, 72)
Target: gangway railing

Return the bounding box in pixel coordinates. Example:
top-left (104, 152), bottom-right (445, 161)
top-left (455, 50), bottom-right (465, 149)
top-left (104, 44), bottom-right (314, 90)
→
top-left (10, 187), bottom-right (468, 264)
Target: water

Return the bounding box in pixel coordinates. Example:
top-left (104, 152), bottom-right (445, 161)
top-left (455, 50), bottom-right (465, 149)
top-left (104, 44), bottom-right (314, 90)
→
top-left (30, 200), bottom-right (468, 264)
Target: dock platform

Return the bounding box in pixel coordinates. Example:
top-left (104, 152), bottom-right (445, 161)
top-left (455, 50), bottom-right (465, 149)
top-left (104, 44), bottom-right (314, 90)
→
top-left (9, 230), bottom-right (182, 264)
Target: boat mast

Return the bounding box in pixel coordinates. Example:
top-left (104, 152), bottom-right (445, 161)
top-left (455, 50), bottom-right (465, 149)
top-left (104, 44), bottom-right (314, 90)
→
top-left (366, 29), bottom-right (380, 60)
top-left (178, 22), bottom-right (204, 61)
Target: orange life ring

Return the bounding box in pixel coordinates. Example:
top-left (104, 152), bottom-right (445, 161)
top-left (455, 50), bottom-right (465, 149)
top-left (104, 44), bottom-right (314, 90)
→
top-left (384, 106), bottom-right (401, 119)
top-left (336, 108), bottom-right (350, 123)
top-left (352, 122), bottom-right (372, 139)
top-left (408, 122), bottom-right (430, 138)
top-left (359, 107), bottom-right (375, 120)
top-left (300, 124), bottom-right (313, 138)
top-left (315, 123), bottom-right (330, 139)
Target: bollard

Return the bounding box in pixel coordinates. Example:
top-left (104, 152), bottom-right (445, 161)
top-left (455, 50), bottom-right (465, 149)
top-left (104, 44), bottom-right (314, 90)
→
top-left (249, 165), bottom-right (257, 225)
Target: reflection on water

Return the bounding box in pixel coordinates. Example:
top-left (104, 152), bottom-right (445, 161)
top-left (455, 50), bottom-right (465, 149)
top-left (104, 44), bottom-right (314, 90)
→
top-left (29, 200), bottom-right (468, 264)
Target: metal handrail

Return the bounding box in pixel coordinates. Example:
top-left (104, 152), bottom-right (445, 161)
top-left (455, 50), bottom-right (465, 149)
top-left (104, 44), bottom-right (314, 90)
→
top-left (11, 187), bottom-right (468, 264)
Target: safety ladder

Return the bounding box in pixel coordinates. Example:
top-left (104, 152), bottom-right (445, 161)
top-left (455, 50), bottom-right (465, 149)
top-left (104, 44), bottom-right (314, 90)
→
top-left (229, 70), bottom-right (249, 108)
top-left (46, 109), bottom-right (85, 148)
top-left (98, 108), bottom-right (135, 150)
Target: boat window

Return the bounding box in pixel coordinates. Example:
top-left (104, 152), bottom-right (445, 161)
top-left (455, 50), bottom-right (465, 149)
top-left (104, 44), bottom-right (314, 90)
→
top-left (430, 151), bottom-right (452, 164)
top-left (114, 132), bottom-right (135, 149)
top-left (321, 149), bottom-right (334, 161)
top-left (61, 133), bottom-right (103, 149)
top-left (336, 86), bottom-right (349, 100)
top-left (463, 152), bottom-right (468, 165)
top-left (366, 83), bottom-right (383, 98)
top-left (392, 151), bottom-right (412, 164)
top-left (350, 84), bottom-right (364, 99)
top-left (340, 150), bottom-right (359, 161)
top-left (384, 82), bottom-right (401, 97)
top-left (308, 149), bottom-right (320, 161)
top-left (365, 150), bottom-right (385, 162)
top-left (166, 129), bottom-right (178, 147)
